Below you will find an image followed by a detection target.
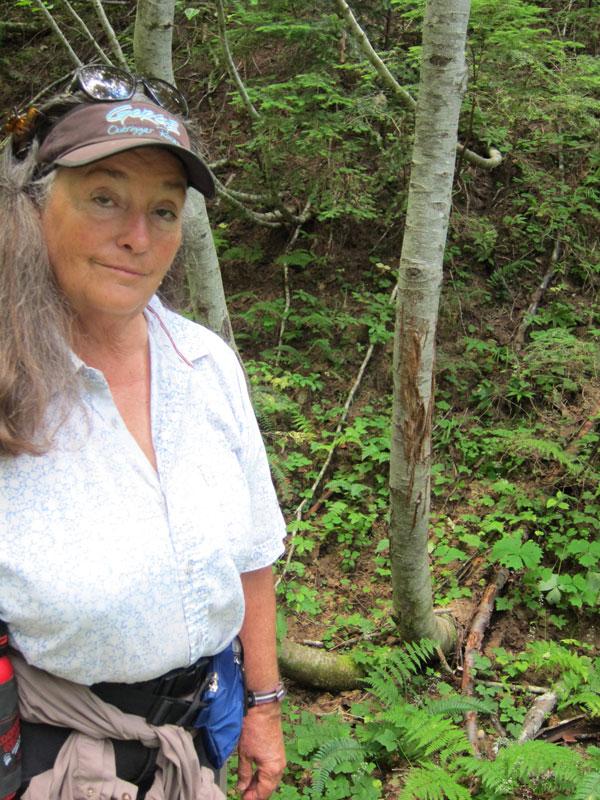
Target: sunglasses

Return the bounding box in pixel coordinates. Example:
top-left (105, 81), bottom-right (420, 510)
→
top-left (73, 64), bottom-right (189, 117)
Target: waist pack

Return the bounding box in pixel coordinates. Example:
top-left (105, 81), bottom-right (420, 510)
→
top-left (193, 637), bottom-right (247, 769)
top-left (91, 637), bottom-right (247, 770)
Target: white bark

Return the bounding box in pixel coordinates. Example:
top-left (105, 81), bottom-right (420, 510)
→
top-left (134, 0), bottom-right (175, 83)
top-left (389, 0), bottom-right (471, 649)
top-left (133, 0), bottom-right (235, 346)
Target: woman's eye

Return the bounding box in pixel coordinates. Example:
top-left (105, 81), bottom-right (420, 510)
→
top-left (155, 207), bottom-right (178, 221)
top-left (92, 195), bottom-right (115, 208)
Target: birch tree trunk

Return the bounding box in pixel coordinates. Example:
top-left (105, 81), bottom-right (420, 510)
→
top-left (134, 0), bottom-right (175, 83)
top-left (133, 0), bottom-right (235, 346)
top-left (389, 0), bottom-right (471, 650)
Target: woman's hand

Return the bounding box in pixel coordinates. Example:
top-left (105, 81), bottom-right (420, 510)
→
top-left (237, 702), bottom-right (286, 800)
top-left (238, 566), bottom-right (286, 800)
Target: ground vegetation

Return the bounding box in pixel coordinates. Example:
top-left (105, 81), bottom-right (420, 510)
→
top-left (2, 0), bottom-right (600, 797)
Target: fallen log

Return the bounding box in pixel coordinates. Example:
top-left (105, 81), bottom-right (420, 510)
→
top-left (461, 567), bottom-right (510, 754)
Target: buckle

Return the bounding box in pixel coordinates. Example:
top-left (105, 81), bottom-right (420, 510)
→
top-left (146, 695), bottom-right (191, 727)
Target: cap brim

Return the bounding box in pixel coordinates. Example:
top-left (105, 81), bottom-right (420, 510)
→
top-left (55, 138), bottom-right (215, 199)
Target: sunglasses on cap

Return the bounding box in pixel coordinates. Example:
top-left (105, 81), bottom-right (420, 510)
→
top-left (71, 64), bottom-right (189, 117)
top-left (5, 65), bottom-right (189, 153)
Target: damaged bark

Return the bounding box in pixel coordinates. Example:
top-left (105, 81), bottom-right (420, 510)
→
top-left (389, 0), bottom-right (471, 651)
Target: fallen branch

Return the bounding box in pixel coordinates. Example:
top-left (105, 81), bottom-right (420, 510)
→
top-left (275, 202), bottom-right (312, 366)
top-left (461, 567), bottom-right (510, 755)
top-left (515, 126), bottom-right (566, 349)
top-left (518, 683), bottom-right (564, 743)
top-left (0, 21), bottom-right (44, 33)
top-left (514, 237), bottom-right (562, 350)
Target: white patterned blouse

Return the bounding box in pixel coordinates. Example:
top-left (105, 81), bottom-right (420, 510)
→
top-left (0, 297), bottom-right (286, 685)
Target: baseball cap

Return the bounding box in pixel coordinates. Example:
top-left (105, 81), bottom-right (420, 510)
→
top-left (37, 99), bottom-right (215, 198)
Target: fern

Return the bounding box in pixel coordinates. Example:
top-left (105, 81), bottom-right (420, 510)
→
top-left (424, 695), bottom-right (493, 718)
top-left (399, 763), bottom-right (471, 800)
top-left (458, 739), bottom-right (584, 796)
top-left (360, 639), bottom-right (436, 705)
top-left (574, 771), bottom-right (600, 800)
top-left (401, 711), bottom-right (472, 764)
top-left (311, 736), bottom-right (366, 797)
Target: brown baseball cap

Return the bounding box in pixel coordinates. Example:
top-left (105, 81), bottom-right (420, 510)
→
top-left (37, 99), bottom-right (215, 198)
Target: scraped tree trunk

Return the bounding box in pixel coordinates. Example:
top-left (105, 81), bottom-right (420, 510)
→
top-left (389, 0), bottom-right (471, 650)
top-left (133, 0), bottom-right (235, 347)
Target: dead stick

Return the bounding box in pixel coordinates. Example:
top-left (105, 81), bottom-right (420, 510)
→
top-left (518, 682), bottom-right (564, 743)
top-left (461, 567), bottom-right (510, 754)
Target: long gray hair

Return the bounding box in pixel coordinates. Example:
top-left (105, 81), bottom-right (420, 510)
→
top-left (0, 93), bottom-right (193, 457)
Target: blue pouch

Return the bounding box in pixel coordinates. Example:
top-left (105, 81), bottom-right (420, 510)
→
top-left (193, 637), bottom-right (246, 769)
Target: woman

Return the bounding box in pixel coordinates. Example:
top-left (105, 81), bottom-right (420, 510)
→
top-left (0, 66), bottom-right (286, 800)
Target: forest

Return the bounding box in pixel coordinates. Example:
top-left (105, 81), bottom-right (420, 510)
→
top-left (2, 0), bottom-right (600, 797)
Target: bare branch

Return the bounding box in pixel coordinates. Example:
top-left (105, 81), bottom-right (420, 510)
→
top-left (215, 0), bottom-right (311, 225)
top-left (333, 0), bottom-right (503, 170)
top-left (461, 567), bottom-right (510, 755)
top-left (216, 0), bottom-right (260, 121)
top-left (275, 204), bottom-right (311, 366)
top-left (33, 0), bottom-right (82, 67)
top-left (90, 0), bottom-right (128, 69)
top-left (214, 176), bottom-right (311, 227)
top-left (276, 282), bottom-right (399, 588)
top-left (59, 0), bottom-right (113, 66)
top-left (333, 0), bottom-right (416, 111)
top-left (518, 686), bottom-right (562, 743)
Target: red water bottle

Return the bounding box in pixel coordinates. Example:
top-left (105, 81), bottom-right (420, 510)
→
top-left (0, 621), bottom-right (21, 800)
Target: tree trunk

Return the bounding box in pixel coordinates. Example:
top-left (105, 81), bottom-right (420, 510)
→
top-left (389, 0), bottom-right (471, 650)
top-left (133, 0), bottom-right (235, 347)
top-left (134, 0), bottom-right (175, 83)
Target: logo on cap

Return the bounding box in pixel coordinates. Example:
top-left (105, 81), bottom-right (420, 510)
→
top-left (105, 105), bottom-right (181, 136)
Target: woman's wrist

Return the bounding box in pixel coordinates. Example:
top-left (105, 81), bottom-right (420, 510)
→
top-left (247, 682), bottom-right (286, 708)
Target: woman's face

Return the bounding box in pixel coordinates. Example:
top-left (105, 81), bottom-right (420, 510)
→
top-left (41, 147), bottom-right (187, 328)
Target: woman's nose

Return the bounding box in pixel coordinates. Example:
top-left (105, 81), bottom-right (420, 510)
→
top-left (116, 212), bottom-right (151, 252)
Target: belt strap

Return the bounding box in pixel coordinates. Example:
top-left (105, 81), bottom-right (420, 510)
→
top-left (90, 656), bottom-right (211, 727)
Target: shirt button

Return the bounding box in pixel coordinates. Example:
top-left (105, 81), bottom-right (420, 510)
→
top-left (122, 794), bottom-right (132, 800)
top-left (186, 562), bottom-right (193, 576)
top-left (86, 790), bottom-right (94, 798)
top-left (111, 417), bottom-right (120, 429)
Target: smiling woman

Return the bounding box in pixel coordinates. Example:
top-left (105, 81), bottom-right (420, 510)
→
top-left (0, 68), bottom-right (286, 800)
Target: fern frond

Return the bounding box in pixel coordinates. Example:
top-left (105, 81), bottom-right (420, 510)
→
top-left (403, 714), bottom-right (471, 763)
top-left (570, 689), bottom-right (600, 717)
top-left (424, 695), bottom-right (492, 717)
top-left (362, 640), bottom-right (436, 706)
top-left (574, 770), bottom-right (600, 800)
top-left (399, 763), bottom-right (471, 800)
top-left (311, 736), bottom-right (366, 797)
top-left (458, 739), bottom-right (583, 794)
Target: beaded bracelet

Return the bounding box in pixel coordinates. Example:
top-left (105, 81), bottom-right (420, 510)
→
top-left (247, 682), bottom-right (287, 708)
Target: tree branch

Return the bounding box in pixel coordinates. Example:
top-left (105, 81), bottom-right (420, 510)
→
top-left (59, 0), bottom-right (113, 66)
top-left (213, 175), bottom-right (311, 227)
top-left (90, 0), bottom-right (128, 69)
top-left (33, 0), bottom-right (82, 67)
top-left (216, 0), bottom-right (259, 121)
top-left (215, 0), bottom-right (311, 225)
top-left (276, 282), bottom-right (399, 588)
top-left (333, 0), bottom-right (503, 170)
